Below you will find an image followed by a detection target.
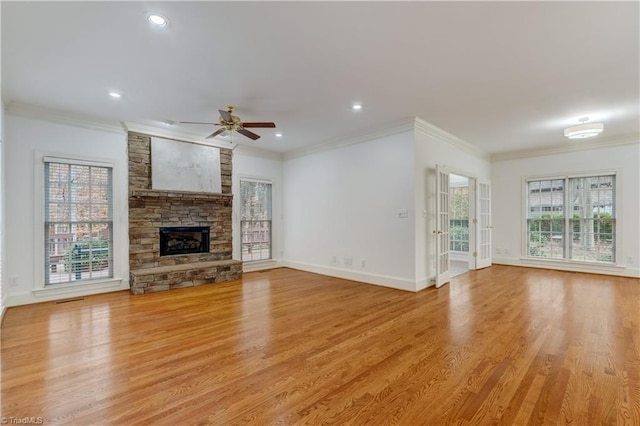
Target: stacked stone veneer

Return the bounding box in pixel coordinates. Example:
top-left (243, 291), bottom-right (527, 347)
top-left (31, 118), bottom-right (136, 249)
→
top-left (128, 132), bottom-right (242, 294)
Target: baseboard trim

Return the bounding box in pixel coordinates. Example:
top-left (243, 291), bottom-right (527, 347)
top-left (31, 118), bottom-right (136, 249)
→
top-left (493, 257), bottom-right (640, 278)
top-left (416, 277), bottom-right (435, 291)
top-left (0, 304), bottom-right (6, 327)
top-left (280, 260), bottom-right (417, 292)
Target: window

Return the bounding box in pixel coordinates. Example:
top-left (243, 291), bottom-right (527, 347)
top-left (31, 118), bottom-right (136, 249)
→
top-left (240, 180), bottom-right (272, 262)
top-left (44, 160), bottom-right (113, 284)
top-left (449, 186), bottom-right (469, 252)
top-left (526, 174), bottom-right (616, 263)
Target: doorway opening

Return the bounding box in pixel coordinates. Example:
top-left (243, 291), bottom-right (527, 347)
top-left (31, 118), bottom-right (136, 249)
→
top-left (449, 173), bottom-right (470, 277)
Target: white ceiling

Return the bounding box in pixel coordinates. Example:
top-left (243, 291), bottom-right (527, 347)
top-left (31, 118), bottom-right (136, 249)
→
top-left (2, 1), bottom-right (638, 155)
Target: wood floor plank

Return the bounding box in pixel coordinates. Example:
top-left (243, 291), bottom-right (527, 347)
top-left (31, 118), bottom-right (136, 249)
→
top-left (1, 266), bottom-right (639, 425)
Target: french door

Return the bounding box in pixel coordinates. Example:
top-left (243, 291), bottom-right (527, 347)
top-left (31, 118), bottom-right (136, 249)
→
top-left (435, 166), bottom-right (451, 288)
top-left (434, 167), bottom-right (492, 286)
top-left (476, 181), bottom-right (492, 269)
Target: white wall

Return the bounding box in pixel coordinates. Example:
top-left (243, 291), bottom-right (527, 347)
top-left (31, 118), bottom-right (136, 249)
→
top-left (413, 122), bottom-right (492, 289)
top-left (492, 142), bottom-right (640, 277)
top-left (0, 8), bottom-right (4, 318)
top-left (5, 110), bottom-right (634, 309)
top-left (282, 131), bottom-right (417, 291)
top-left (232, 151), bottom-right (284, 269)
top-left (4, 115), bottom-right (129, 306)
top-left (0, 104), bottom-right (5, 318)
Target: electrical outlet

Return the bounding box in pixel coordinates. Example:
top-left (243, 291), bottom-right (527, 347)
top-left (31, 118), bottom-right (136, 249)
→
top-left (361, 259), bottom-right (366, 268)
top-left (10, 276), bottom-right (19, 287)
top-left (332, 255), bottom-right (337, 264)
top-left (628, 257), bottom-right (634, 264)
top-left (397, 209), bottom-right (409, 218)
top-left (496, 248), bottom-right (502, 255)
top-left (344, 257), bottom-right (353, 266)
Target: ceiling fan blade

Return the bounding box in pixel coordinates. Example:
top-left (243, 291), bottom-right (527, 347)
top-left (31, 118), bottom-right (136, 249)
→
top-left (241, 122), bottom-right (276, 128)
top-left (180, 121), bottom-right (221, 125)
top-left (205, 128), bottom-right (227, 139)
top-left (237, 128), bottom-right (261, 140)
top-left (219, 109), bottom-right (232, 122)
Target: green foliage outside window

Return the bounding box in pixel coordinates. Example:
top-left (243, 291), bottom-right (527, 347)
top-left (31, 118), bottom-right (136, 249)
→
top-left (529, 213), bottom-right (613, 239)
top-left (64, 238), bottom-right (109, 272)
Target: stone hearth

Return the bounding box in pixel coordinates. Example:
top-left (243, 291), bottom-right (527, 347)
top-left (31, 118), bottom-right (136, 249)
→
top-left (127, 132), bottom-right (242, 294)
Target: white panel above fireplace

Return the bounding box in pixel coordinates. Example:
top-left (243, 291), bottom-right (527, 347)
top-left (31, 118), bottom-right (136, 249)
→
top-left (151, 137), bottom-right (221, 193)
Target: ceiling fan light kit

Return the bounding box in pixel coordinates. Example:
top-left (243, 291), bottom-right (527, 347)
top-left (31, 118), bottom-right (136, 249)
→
top-left (564, 117), bottom-right (604, 139)
top-left (181, 106), bottom-right (275, 141)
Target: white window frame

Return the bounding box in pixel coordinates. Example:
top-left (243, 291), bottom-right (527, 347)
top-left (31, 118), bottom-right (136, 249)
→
top-left (239, 177), bottom-right (273, 263)
top-left (521, 169), bottom-right (623, 270)
top-left (33, 151), bottom-right (124, 297)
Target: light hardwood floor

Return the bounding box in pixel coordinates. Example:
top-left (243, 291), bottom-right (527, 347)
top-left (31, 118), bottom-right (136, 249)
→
top-left (2, 266), bottom-right (639, 425)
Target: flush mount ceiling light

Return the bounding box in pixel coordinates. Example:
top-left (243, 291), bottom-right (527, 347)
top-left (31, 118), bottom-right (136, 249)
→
top-left (352, 103), bottom-right (363, 111)
top-left (108, 91), bottom-right (122, 99)
top-left (147, 13), bottom-right (168, 27)
top-left (275, 132), bottom-right (283, 137)
top-left (564, 117), bottom-right (604, 139)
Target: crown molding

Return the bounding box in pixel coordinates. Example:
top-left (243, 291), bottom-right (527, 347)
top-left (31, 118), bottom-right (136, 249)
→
top-left (233, 144), bottom-right (284, 161)
top-left (5, 102), bottom-right (125, 134)
top-left (283, 118), bottom-right (415, 161)
top-left (124, 122), bottom-right (239, 151)
top-left (491, 136), bottom-right (639, 162)
top-left (123, 123), bottom-right (283, 159)
top-left (5, 102), bottom-right (286, 159)
top-left (414, 117), bottom-right (491, 161)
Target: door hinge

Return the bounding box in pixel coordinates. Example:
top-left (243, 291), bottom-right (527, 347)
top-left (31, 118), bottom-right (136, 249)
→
top-left (473, 252), bottom-right (478, 257)
top-left (472, 218), bottom-right (478, 224)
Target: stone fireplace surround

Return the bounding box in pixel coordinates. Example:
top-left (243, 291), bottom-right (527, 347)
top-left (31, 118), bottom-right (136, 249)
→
top-left (127, 132), bottom-right (242, 294)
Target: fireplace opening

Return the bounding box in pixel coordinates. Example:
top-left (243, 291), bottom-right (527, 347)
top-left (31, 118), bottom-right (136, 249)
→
top-left (159, 226), bottom-right (210, 256)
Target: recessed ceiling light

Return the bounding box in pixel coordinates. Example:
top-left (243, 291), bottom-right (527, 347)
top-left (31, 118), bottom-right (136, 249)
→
top-left (275, 132), bottom-right (283, 137)
top-left (352, 104), bottom-right (362, 110)
top-left (108, 91), bottom-right (122, 99)
top-left (147, 13), bottom-right (168, 27)
top-left (162, 120), bottom-right (175, 126)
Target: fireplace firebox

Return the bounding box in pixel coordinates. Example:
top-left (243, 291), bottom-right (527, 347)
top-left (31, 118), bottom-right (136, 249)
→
top-left (159, 226), bottom-right (210, 256)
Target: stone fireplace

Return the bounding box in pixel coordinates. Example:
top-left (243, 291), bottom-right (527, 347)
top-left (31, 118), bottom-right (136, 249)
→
top-left (127, 132), bottom-right (242, 294)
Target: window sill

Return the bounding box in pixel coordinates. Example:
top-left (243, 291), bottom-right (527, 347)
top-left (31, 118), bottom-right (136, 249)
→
top-left (33, 278), bottom-right (124, 298)
top-left (242, 260), bottom-right (279, 273)
top-left (521, 257), bottom-right (625, 271)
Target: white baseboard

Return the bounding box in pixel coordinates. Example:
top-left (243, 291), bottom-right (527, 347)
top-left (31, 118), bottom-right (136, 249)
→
top-left (280, 259), bottom-right (418, 292)
top-left (416, 277), bottom-right (435, 291)
top-left (493, 256), bottom-right (640, 278)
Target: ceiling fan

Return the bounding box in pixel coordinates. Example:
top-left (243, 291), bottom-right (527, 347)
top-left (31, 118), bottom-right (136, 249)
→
top-left (181, 106), bottom-right (276, 140)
